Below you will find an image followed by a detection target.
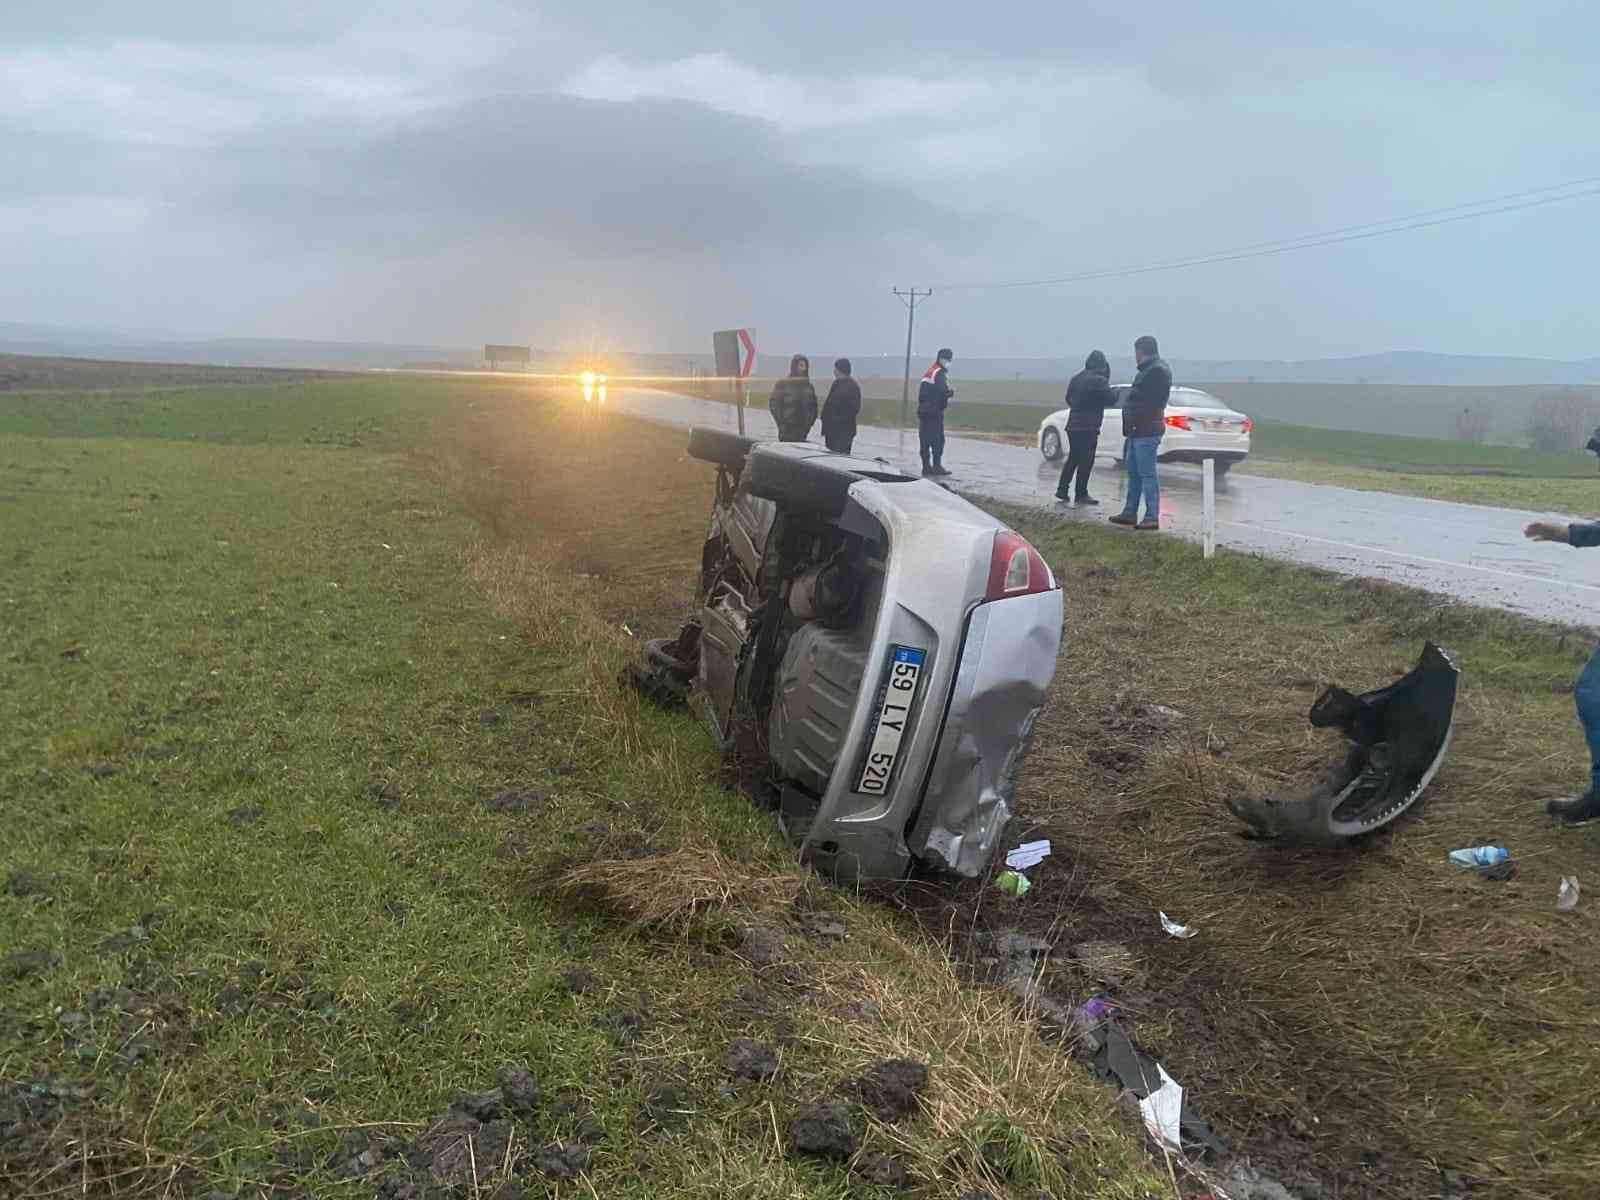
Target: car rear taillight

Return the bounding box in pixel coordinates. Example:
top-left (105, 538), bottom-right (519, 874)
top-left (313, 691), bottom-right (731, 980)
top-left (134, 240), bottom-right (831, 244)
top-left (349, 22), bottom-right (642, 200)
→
top-left (1165, 413), bottom-right (1191, 430)
top-left (1241, 418), bottom-right (1254, 433)
top-left (985, 531), bottom-right (1054, 600)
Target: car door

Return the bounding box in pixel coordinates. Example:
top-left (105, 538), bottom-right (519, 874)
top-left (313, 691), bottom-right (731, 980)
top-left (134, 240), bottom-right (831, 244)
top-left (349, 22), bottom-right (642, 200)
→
top-left (1101, 386), bottom-right (1129, 453)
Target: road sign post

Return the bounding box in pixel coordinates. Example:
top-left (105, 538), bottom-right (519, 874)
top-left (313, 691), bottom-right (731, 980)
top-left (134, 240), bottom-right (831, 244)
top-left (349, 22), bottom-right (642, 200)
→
top-left (1202, 458), bottom-right (1216, 559)
top-left (713, 328), bottom-right (757, 437)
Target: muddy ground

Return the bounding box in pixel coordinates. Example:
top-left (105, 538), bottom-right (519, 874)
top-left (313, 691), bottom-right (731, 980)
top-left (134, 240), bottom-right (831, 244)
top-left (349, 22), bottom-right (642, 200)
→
top-left (439, 394), bottom-right (1600, 1200)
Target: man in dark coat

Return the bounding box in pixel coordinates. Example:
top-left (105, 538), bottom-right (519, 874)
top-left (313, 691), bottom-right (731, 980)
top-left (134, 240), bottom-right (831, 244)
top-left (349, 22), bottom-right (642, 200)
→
top-left (768, 354), bottom-right (818, 442)
top-left (1055, 349), bottom-right (1112, 504)
top-left (1108, 335), bottom-right (1173, 530)
top-left (820, 357), bottom-right (862, 454)
top-left (916, 347), bottom-right (954, 476)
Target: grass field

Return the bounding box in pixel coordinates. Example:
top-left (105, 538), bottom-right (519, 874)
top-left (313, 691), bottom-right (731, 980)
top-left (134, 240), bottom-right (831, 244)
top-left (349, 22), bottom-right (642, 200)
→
top-left (0, 371), bottom-right (1164, 1199)
top-left (9, 366), bottom-right (1600, 1199)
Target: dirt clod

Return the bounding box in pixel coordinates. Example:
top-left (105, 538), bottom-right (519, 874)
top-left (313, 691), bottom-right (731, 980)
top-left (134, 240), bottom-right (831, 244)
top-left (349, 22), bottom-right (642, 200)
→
top-left (2, 947), bottom-right (53, 980)
top-left (726, 1038), bottom-right (779, 1082)
top-left (449, 1089), bottom-right (504, 1121)
top-left (739, 925), bottom-right (786, 966)
top-left (854, 1059), bottom-right (929, 1123)
top-left (560, 966), bottom-right (598, 995)
top-left (227, 804), bottom-right (263, 827)
top-left (496, 1065), bottom-right (541, 1117)
top-left (4, 868), bottom-right (48, 898)
top-left (417, 1113), bottom-right (511, 1186)
top-left (787, 1100), bottom-right (857, 1160)
top-left (534, 1142), bottom-right (590, 1180)
top-left (854, 1151), bottom-right (910, 1188)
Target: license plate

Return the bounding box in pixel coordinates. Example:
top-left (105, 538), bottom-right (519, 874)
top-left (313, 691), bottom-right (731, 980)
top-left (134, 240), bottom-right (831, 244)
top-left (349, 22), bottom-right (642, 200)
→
top-left (1202, 419), bottom-right (1229, 431)
top-left (856, 646), bottom-right (926, 796)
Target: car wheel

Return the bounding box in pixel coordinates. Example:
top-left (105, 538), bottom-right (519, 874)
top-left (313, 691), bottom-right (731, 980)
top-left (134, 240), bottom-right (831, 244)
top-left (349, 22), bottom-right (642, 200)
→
top-left (1214, 458), bottom-right (1234, 478)
top-left (687, 426), bottom-right (757, 470)
top-left (1040, 427), bottom-right (1063, 461)
top-left (744, 450), bottom-right (856, 516)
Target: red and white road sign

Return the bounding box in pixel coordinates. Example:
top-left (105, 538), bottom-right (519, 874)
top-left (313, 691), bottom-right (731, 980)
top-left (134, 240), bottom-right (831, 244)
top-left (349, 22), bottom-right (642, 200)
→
top-left (737, 328), bottom-right (756, 377)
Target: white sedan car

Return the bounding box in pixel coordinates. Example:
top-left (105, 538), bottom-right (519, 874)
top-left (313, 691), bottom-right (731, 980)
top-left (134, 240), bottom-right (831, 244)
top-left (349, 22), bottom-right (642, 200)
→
top-left (1037, 385), bottom-right (1252, 475)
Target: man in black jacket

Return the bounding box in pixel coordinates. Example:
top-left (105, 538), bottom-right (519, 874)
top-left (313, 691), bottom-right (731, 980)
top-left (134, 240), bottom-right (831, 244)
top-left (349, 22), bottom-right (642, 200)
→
top-left (768, 354), bottom-right (818, 442)
top-left (916, 348), bottom-right (954, 476)
top-left (1108, 335), bottom-right (1173, 530)
top-left (1055, 349), bottom-right (1112, 504)
top-left (820, 357), bottom-right (862, 454)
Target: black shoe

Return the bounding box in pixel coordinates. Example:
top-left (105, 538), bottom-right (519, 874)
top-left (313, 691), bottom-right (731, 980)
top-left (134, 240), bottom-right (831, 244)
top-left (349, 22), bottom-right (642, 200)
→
top-left (1547, 791), bottom-right (1600, 825)
top-left (1076, 495), bottom-right (1100, 506)
top-left (1054, 493), bottom-right (1072, 503)
top-left (929, 464), bottom-right (952, 476)
top-left (1108, 512), bottom-right (1137, 527)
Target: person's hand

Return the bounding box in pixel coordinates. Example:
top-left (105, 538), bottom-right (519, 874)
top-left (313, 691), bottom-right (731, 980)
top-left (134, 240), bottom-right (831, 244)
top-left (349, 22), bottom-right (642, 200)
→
top-left (1525, 521), bottom-right (1570, 544)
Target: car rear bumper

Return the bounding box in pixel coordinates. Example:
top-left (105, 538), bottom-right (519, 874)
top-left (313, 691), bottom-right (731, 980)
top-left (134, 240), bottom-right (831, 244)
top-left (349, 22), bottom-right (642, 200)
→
top-left (907, 587), bottom-right (1064, 876)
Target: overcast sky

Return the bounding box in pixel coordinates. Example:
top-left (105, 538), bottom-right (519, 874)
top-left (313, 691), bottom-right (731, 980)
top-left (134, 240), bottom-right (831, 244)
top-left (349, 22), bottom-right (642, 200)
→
top-left (3, 2), bottom-right (1597, 359)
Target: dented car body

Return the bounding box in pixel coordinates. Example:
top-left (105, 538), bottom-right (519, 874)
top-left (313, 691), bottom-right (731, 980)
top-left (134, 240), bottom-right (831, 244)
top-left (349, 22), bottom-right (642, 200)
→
top-left (637, 428), bottom-right (1064, 881)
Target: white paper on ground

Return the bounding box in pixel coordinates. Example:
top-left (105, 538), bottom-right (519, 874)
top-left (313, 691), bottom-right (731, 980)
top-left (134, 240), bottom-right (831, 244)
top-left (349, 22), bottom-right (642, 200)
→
top-left (1557, 876), bottom-right (1580, 912)
top-left (1005, 839), bottom-right (1052, 870)
top-left (1159, 911), bottom-right (1198, 939)
top-left (1138, 1065), bottom-right (1185, 1150)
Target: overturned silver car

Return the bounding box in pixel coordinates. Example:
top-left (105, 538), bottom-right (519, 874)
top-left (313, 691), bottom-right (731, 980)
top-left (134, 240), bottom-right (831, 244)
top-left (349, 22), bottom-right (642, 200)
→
top-left (630, 428), bottom-right (1064, 881)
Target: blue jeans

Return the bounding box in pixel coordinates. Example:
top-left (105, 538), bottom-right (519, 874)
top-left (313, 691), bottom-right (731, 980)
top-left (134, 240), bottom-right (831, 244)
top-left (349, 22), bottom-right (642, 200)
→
top-left (1119, 434), bottom-right (1163, 521)
top-left (1576, 643), bottom-right (1600, 794)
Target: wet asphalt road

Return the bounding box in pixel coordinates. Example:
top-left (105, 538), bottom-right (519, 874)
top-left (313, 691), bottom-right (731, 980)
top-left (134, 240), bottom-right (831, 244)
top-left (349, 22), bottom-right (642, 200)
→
top-left (600, 386), bottom-right (1600, 627)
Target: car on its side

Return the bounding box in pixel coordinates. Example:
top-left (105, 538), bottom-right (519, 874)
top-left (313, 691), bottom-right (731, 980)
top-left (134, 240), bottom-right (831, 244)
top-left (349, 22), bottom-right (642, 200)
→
top-left (1037, 385), bottom-right (1252, 475)
top-left (628, 429), bottom-right (1064, 882)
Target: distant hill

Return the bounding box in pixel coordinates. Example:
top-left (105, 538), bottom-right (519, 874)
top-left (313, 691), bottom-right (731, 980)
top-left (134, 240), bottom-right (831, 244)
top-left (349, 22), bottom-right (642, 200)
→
top-left (2, 323), bottom-right (1596, 386)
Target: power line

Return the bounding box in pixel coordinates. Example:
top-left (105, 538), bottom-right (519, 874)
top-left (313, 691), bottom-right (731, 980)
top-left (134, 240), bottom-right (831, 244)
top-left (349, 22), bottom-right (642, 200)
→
top-left (936, 175), bottom-right (1600, 292)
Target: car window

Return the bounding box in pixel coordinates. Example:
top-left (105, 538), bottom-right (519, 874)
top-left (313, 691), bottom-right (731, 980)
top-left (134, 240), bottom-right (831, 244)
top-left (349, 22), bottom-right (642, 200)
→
top-left (1174, 390), bottom-right (1227, 410)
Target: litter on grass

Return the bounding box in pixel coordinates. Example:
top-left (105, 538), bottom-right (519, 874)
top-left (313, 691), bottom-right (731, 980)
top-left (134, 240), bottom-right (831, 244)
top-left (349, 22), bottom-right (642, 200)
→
top-left (1448, 846), bottom-right (1509, 868)
top-left (1138, 1064), bottom-right (1186, 1150)
top-left (1159, 911), bottom-right (1198, 939)
top-left (994, 870), bottom-right (1032, 898)
top-left (1005, 839), bottom-right (1051, 870)
top-left (1558, 876), bottom-right (1581, 912)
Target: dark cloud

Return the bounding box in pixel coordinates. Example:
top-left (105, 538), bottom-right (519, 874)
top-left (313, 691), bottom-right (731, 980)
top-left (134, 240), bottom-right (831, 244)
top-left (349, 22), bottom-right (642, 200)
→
top-left (195, 93), bottom-right (989, 258)
top-left (2, 1), bottom-right (1599, 356)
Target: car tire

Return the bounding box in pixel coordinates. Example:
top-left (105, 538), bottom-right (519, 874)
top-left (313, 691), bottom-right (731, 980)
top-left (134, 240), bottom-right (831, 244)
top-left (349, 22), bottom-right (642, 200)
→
top-left (687, 426), bottom-right (756, 469)
top-left (1215, 458), bottom-right (1234, 478)
top-left (1040, 427), bottom-right (1063, 461)
top-left (744, 449), bottom-right (856, 516)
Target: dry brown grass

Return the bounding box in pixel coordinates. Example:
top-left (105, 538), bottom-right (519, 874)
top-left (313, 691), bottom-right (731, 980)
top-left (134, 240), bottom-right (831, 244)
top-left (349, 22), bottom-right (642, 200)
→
top-left (560, 843), bottom-right (804, 931)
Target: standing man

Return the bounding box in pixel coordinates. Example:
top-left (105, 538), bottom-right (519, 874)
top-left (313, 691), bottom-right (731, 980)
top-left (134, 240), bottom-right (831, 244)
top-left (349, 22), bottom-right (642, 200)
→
top-left (917, 347), bottom-right (954, 476)
top-left (768, 354), bottom-right (818, 442)
top-left (1109, 335), bottom-right (1172, 530)
top-left (1055, 349), bottom-right (1112, 504)
top-left (820, 357), bottom-right (862, 454)
top-left (1525, 504), bottom-right (1600, 825)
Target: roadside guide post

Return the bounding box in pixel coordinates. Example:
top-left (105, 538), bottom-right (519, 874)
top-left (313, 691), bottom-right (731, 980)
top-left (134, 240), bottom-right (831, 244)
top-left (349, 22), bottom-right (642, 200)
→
top-left (1202, 457), bottom-right (1216, 559)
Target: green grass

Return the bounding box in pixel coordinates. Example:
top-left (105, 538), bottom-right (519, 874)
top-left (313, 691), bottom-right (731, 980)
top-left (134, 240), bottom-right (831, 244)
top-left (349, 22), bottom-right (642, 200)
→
top-left (1, 375), bottom-right (1163, 1198)
top-left (1237, 419), bottom-right (1600, 510)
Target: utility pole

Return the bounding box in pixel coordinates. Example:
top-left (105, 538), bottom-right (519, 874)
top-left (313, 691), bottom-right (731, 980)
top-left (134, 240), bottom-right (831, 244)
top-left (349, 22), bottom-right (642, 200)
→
top-left (893, 287), bottom-right (932, 466)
